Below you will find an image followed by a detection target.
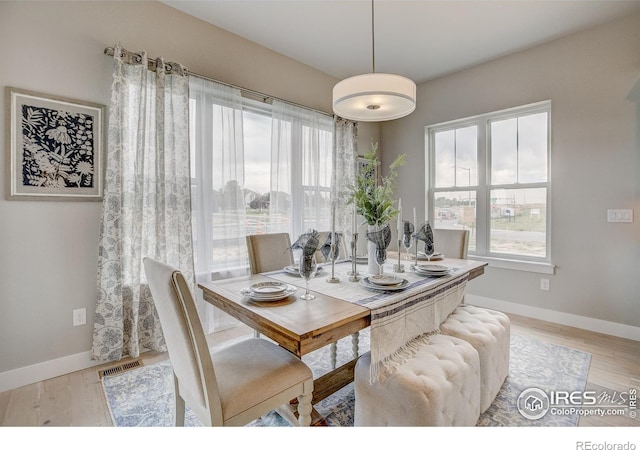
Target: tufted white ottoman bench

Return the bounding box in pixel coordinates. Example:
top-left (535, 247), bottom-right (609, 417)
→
top-left (354, 334), bottom-right (481, 426)
top-left (440, 304), bottom-right (510, 413)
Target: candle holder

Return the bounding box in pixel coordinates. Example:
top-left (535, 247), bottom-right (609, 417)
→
top-left (326, 242), bottom-right (340, 283)
top-left (393, 238), bottom-right (405, 273)
top-left (348, 232), bottom-right (360, 282)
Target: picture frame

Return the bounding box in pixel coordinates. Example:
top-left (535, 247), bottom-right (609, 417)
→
top-left (358, 156), bottom-right (378, 185)
top-left (6, 87), bottom-right (105, 200)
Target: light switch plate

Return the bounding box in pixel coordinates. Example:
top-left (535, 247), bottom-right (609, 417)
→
top-left (607, 209), bottom-right (633, 223)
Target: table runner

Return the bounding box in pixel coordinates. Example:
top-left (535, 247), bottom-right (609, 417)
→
top-left (266, 260), bottom-right (469, 382)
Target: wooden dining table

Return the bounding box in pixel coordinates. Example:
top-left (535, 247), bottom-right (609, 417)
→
top-left (198, 257), bottom-right (487, 424)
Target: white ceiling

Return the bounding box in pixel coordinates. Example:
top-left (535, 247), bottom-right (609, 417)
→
top-left (161, 1), bottom-right (640, 84)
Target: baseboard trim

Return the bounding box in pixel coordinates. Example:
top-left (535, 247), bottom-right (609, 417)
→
top-left (466, 294), bottom-right (640, 342)
top-left (0, 351), bottom-right (104, 393)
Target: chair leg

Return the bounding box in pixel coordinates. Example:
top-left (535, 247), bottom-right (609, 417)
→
top-left (296, 392), bottom-right (312, 426)
top-left (254, 330), bottom-right (260, 338)
top-left (173, 374), bottom-right (186, 427)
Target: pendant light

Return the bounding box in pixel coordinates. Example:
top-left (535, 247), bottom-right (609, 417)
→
top-left (332, 0), bottom-right (416, 122)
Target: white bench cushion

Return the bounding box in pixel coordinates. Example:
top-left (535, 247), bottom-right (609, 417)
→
top-left (354, 334), bottom-right (480, 426)
top-left (440, 304), bottom-right (510, 413)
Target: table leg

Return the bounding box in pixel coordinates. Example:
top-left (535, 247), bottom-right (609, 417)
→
top-left (351, 331), bottom-right (360, 359)
top-left (330, 342), bottom-right (337, 369)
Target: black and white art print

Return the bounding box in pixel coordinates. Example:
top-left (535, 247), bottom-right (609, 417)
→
top-left (6, 87), bottom-right (105, 200)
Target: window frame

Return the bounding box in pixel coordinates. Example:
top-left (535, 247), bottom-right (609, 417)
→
top-left (426, 100), bottom-right (555, 274)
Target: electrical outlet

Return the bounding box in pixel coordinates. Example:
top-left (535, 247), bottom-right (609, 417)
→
top-left (73, 308), bottom-right (86, 326)
top-left (540, 278), bottom-right (550, 291)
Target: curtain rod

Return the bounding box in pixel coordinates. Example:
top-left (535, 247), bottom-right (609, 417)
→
top-left (104, 46), bottom-right (333, 119)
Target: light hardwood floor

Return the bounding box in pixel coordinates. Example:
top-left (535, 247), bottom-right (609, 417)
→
top-left (1, 313), bottom-right (638, 427)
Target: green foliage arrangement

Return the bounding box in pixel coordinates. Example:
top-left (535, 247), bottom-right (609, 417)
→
top-left (350, 143), bottom-right (406, 227)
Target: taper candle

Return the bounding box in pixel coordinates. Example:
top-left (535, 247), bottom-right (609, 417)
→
top-left (331, 202), bottom-right (336, 236)
top-left (397, 198), bottom-right (402, 234)
top-left (352, 203), bottom-right (357, 234)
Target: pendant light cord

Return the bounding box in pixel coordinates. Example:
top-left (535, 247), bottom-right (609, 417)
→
top-left (371, 0), bottom-right (376, 73)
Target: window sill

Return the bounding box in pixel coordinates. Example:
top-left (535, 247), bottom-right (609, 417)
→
top-left (468, 255), bottom-right (556, 275)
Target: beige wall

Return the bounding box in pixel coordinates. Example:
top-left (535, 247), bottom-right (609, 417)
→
top-left (382, 13), bottom-right (640, 328)
top-left (0, 1), bottom-right (380, 379)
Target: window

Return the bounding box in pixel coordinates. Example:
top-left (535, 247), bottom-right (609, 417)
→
top-left (243, 103), bottom-right (275, 236)
top-left (426, 101), bottom-right (552, 270)
top-left (189, 82), bottom-right (333, 274)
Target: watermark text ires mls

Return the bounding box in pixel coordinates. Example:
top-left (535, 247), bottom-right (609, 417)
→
top-left (517, 387), bottom-right (637, 420)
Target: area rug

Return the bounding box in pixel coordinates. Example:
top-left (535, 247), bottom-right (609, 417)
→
top-left (102, 330), bottom-right (591, 427)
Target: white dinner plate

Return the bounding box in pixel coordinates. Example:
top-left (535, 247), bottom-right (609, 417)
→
top-left (241, 285), bottom-right (297, 301)
top-left (414, 264), bottom-right (449, 273)
top-left (360, 277), bottom-right (409, 291)
top-left (368, 275), bottom-right (405, 286)
top-left (412, 266), bottom-right (451, 277)
top-left (249, 281), bottom-right (288, 295)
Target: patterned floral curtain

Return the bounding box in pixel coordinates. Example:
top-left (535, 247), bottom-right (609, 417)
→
top-left (91, 44), bottom-right (194, 362)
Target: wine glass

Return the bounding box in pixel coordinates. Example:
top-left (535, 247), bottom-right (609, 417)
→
top-left (375, 251), bottom-right (386, 278)
top-left (424, 242), bottom-right (435, 263)
top-left (403, 234), bottom-right (413, 261)
top-left (299, 255), bottom-right (318, 300)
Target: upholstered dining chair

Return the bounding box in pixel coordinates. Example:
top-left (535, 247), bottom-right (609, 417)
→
top-left (433, 228), bottom-right (470, 259)
top-left (143, 257), bottom-right (314, 426)
top-left (246, 233), bottom-right (294, 274)
top-left (246, 232), bottom-right (341, 367)
top-left (246, 233), bottom-right (295, 338)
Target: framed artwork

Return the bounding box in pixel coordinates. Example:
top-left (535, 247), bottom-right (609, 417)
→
top-left (358, 156), bottom-right (378, 185)
top-left (6, 87), bottom-right (105, 200)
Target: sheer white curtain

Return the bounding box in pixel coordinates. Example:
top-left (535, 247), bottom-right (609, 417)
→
top-left (189, 76), bottom-right (247, 332)
top-left (270, 100), bottom-right (334, 240)
top-left (92, 45), bottom-right (193, 361)
top-left (333, 117), bottom-right (358, 241)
